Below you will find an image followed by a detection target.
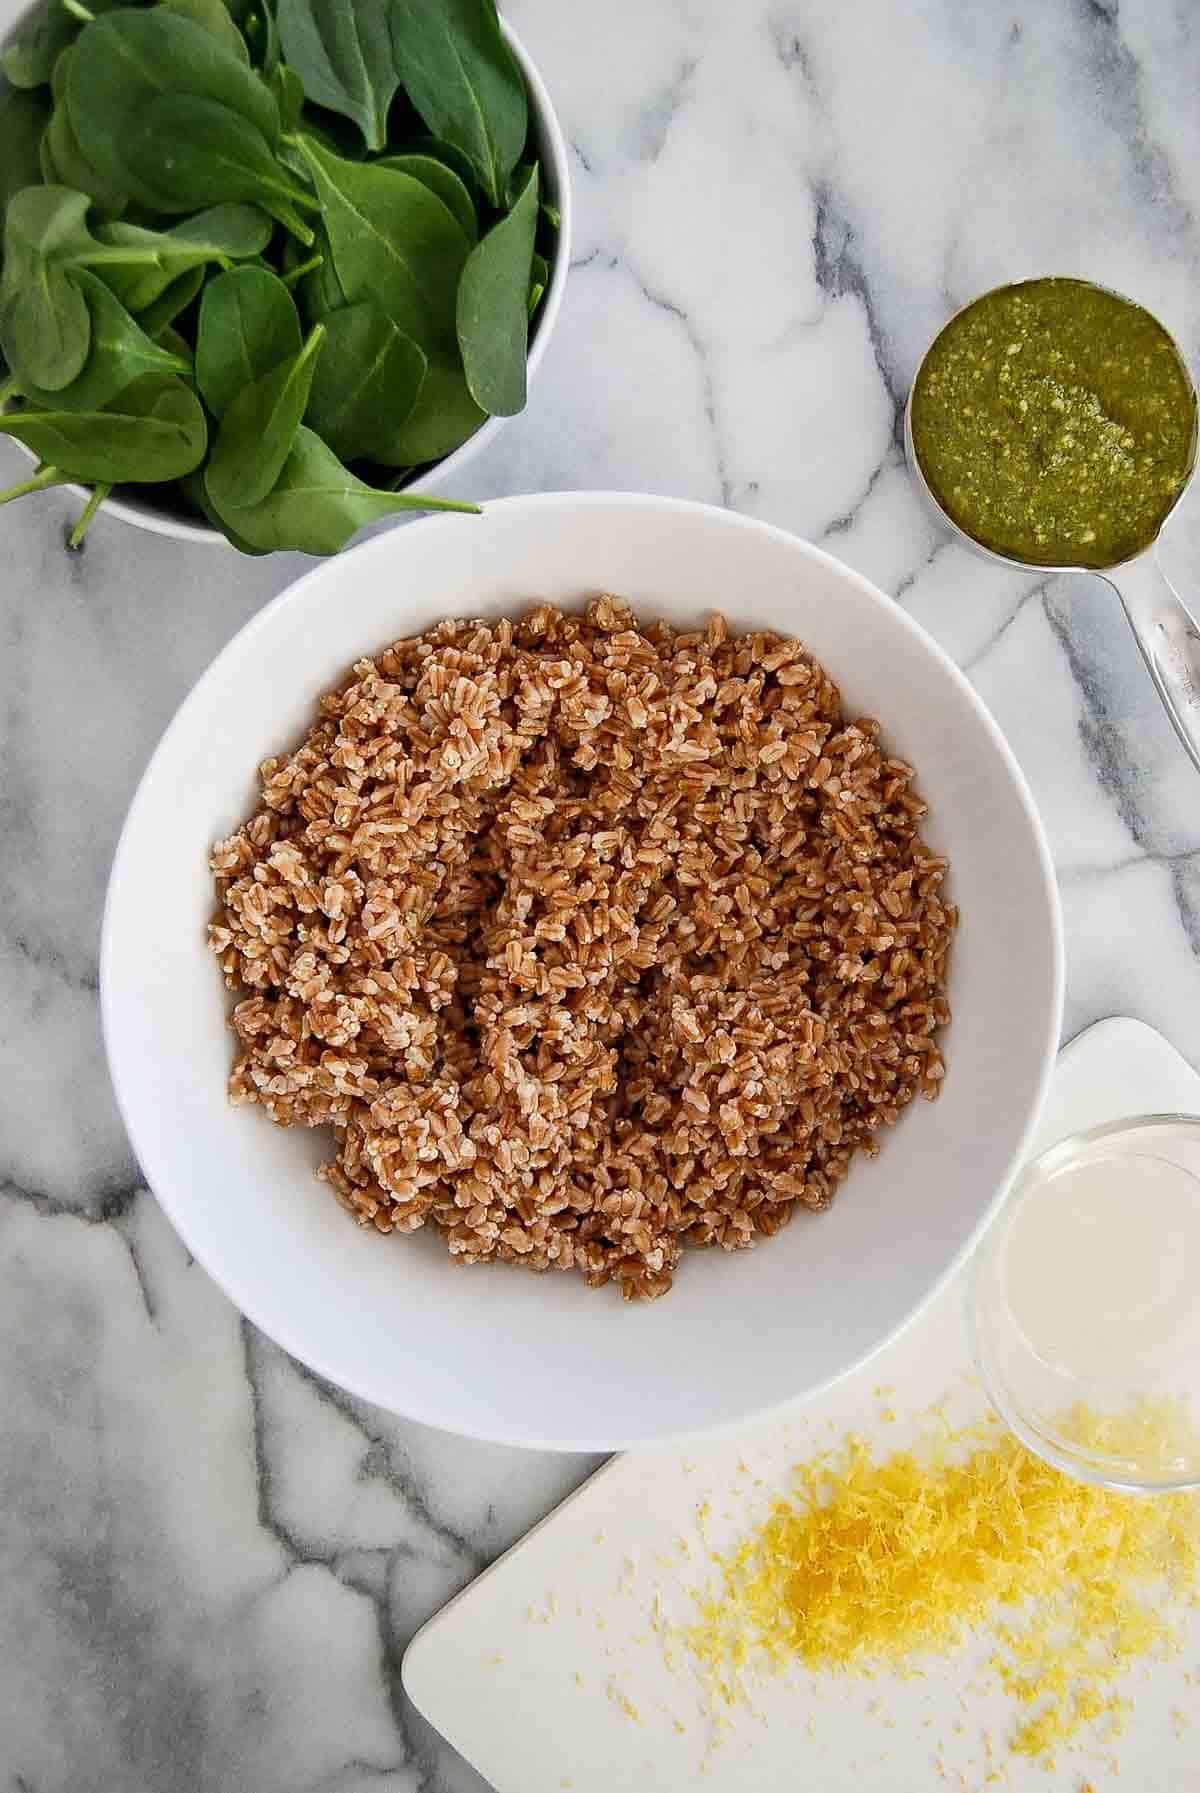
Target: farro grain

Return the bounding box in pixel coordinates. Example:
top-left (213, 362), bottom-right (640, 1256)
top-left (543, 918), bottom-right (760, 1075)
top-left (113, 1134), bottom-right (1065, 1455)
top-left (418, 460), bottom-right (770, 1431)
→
top-left (209, 598), bottom-right (955, 1300)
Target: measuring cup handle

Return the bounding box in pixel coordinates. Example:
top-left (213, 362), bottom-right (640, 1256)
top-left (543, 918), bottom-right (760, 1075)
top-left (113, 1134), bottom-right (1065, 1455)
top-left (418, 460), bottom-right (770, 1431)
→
top-left (1104, 552), bottom-right (1200, 775)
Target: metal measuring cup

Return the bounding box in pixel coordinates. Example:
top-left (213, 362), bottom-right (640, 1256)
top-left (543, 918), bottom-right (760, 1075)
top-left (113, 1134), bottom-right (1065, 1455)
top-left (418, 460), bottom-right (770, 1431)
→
top-left (904, 280), bottom-right (1200, 774)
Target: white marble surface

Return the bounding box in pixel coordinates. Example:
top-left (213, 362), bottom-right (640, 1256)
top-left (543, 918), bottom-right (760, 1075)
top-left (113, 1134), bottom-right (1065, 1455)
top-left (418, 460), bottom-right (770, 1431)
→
top-left (4, 1), bottom-right (1200, 1787)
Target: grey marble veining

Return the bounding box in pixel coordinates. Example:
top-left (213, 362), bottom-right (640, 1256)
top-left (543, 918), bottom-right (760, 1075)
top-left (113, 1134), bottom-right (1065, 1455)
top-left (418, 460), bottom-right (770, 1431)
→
top-left (3, 1), bottom-right (1200, 1787)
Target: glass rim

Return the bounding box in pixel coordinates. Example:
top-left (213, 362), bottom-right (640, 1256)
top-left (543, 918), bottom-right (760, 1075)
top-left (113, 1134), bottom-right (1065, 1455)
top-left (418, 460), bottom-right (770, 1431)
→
top-left (968, 1110), bottom-right (1200, 1494)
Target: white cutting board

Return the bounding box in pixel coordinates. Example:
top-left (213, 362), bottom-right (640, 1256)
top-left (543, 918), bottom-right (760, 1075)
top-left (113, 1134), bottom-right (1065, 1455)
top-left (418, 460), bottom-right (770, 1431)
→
top-left (404, 1019), bottom-right (1200, 1792)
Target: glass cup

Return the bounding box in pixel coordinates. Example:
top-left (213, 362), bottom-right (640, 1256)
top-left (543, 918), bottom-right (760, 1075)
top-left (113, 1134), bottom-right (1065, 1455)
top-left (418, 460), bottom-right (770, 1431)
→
top-left (970, 1114), bottom-right (1200, 1491)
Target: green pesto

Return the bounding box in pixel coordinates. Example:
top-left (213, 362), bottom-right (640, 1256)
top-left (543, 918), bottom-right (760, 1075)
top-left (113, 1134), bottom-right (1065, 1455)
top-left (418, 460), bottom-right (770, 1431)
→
top-left (910, 278), bottom-right (1196, 568)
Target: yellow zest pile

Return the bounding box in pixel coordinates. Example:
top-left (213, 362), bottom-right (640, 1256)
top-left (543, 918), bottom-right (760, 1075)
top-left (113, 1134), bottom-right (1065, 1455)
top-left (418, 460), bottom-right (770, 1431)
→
top-left (686, 1411), bottom-right (1199, 1762)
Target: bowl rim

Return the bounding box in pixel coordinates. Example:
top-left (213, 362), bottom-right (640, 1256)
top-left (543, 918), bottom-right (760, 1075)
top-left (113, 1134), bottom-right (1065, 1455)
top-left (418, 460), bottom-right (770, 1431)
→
top-left (5, 11), bottom-right (573, 547)
top-left (100, 491), bottom-right (1066, 1449)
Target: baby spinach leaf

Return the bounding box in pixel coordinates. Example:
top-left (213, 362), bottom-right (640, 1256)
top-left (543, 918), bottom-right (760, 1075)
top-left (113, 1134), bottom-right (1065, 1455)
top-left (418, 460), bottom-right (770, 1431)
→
top-left (295, 134), bottom-right (469, 352)
top-left (137, 264), bottom-right (207, 337)
top-left (196, 262), bottom-right (301, 414)
top-left (0, 190), bottom-right (92, 390)
top-left (0, 189), bottom-right (266, 383)
top-left (118, 94), bottom-right (317, 240)
top-left (180, 468), bottom-right (268, 550)
top-left (38, 123), bottom-right (59, 186)
top-left (155, 323), bottom-right (193, 359)
top-left (304, 300), bottom-right (425, 461)
top-left (0, 187), bottom-right (97, 387)
top-left (456, 160), bottom-right (536, 415)
top-left (291, 215), bottom-right (346, 320)
top-left (0, 89), bottom-right (51, 222)
top-left (0, 371), bottom-right (207, 480)
top-left (2, 181), bottom-right (94, 267)
top-left (17, 268), bottom-right (191, 411)
top-left (528, 254), bottom-right (547, 318)
top-left (0, 264), bottom-right (87, 390)
top-left (277, 113), bottom-right (339, 177)
top-left (400, 133), bottom-right (481, 206)
top-left (206, 317), bottom-right (324, 508)
top-left (2, 0), bottom-right (79, 88)
top-left (242, 0), bottom-right (280, 75)
top-left (388, 0), bottom-right (526, 208)
top-left (164, 0), bottom-right (250, 63)
top-left (209, 422), bottom-right (476, 551)
top-left (270, 60), bottom-right (305, 131)
top-left (42, 46), bottom-right (130, 216)
top-left (276, 0), bottom-right (395, 152)
top-left (67, 9), bottom-right (281, 198)
top-left (93, 204), bottom-right (272, 310)
top-left (163, 201), bottom-right (275, 258)
top-left (376, 152), bottom-right (475, 240)
top-left (381, 351), bottom-right (483, 463)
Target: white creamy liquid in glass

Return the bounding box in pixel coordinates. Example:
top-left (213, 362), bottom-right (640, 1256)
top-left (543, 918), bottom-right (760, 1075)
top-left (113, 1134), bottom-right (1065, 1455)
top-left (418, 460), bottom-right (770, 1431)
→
top-left (1001, 1146), bottom-right (1200, 1386)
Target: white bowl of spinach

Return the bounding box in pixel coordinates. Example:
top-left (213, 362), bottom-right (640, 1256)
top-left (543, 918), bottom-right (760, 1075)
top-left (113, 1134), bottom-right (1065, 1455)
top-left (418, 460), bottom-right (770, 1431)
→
top-left (0, 0), bottom-right (570, 552)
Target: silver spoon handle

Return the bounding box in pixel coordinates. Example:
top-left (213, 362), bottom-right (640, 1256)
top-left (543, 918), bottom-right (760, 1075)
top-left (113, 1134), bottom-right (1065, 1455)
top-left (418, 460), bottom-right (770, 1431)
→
top-left (1104, 551), bottom-right (1200, 775)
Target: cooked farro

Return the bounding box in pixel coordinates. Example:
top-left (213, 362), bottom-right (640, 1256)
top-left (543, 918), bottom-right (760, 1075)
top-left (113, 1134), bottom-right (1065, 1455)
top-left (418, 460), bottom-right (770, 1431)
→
top-left (209, 597), bottom-right (955, 1300)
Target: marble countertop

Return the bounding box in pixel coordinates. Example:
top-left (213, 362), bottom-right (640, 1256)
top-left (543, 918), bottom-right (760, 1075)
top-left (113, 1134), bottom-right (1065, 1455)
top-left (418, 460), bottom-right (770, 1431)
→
top-left (4, 1), bottom-right (1200, 1787)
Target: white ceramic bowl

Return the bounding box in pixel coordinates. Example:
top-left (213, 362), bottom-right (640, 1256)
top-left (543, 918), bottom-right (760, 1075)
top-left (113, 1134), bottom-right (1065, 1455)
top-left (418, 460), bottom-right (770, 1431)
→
top-left (0, 12), bottom-right (571, 546)
top-left (102, 493), bottom-right (1063, 1449)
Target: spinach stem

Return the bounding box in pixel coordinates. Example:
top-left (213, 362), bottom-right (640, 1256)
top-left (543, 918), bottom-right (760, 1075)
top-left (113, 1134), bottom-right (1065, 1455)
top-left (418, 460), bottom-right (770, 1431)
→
top-left (65, 484), bottom-right (110, 545)
top-left (62, 0), bottom-right (95, 20)
top-left (73, 246), bottom-right (164, 269)
top-left (273, 209), bottom-right (316, 246)
top-left (390, 494), bottom-right (481, 514)
top-left (0, 465), bottom-right (69, 505)
top-left (279, 256), bottom-right (321, 290)
top-left (67, 483), bottom-right (110, 549)
top-left (282, 252), bottom-right (323, 289)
